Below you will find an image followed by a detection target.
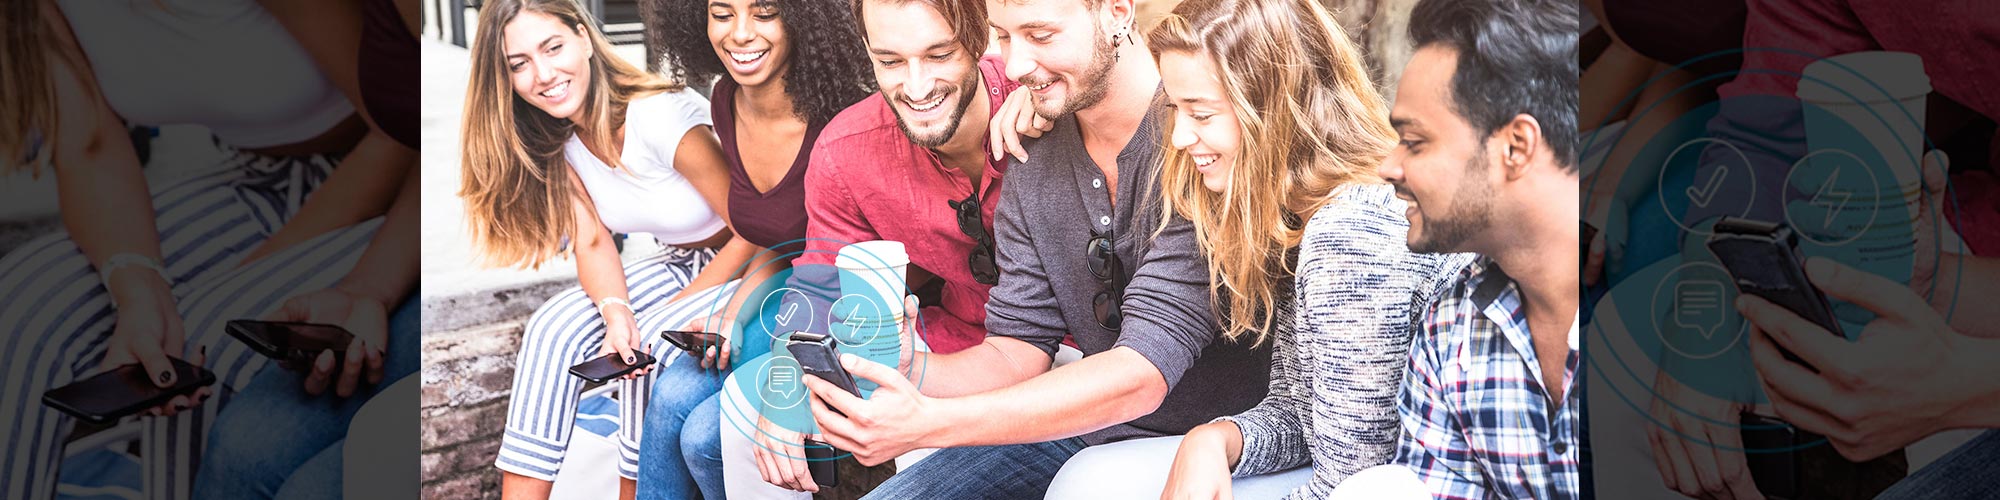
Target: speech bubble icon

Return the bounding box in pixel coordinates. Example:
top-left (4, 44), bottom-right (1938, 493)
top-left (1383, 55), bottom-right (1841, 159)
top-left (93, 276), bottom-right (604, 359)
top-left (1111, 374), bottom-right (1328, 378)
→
top-left (768, 365), bottom-right (799, 401)
top-left (1674, 280), bottom-right (1726, 340)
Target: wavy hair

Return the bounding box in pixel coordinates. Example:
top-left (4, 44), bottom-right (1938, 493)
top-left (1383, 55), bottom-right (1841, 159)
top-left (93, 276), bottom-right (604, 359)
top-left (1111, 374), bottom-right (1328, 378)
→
top-left (648, 0), bottom-right (875, 124)
top-left (3, 0), bottom-right (96, 175)
top-left (1148, 0), bottom-right (1397, 345)
top-left (459, 0), bottom-right (682, 268)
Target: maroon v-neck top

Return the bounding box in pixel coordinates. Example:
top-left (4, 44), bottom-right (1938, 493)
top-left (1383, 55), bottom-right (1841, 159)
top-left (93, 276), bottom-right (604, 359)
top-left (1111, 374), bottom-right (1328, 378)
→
top-left (712, 78), bottom-right (821, 251)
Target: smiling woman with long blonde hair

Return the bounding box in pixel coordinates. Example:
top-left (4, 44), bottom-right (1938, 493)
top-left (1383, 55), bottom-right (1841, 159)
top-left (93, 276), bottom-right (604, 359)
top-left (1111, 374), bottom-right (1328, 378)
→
top-left (1146, 0), bottom-right (1474, 496)
top-left (457, 1), bottom-right (767, 499)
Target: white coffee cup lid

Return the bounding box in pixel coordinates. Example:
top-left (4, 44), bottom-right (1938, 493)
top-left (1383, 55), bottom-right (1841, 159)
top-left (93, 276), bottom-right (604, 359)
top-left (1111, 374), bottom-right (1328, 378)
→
top-left (1797, 51), bottom-right (1930, 104)
top-left (836, 240), bottom-right (909, 270)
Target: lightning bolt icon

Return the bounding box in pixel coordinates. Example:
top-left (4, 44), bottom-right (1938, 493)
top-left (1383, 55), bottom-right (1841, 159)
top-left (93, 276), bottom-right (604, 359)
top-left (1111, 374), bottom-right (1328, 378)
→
top-left (844, 307), bottom-right (867, 332)
top-left (1809, 170), bottom-right (1851, 229)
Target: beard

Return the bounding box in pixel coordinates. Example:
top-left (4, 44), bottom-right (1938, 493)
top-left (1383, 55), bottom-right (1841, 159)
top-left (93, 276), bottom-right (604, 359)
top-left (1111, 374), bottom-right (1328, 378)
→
top-left (1407, 152), bottom-right (1496, 254)
top-left (1026, 26), bottom-right (1118, 121)
top-left (892, 68), bottom-right (982, 149)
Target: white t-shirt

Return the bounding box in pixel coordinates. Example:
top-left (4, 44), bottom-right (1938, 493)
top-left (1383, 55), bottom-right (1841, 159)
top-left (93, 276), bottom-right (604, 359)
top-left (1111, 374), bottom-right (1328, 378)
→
top-left (565, 89), bottom-right (727, 246)
top-left (56, 0), bottom-right (354, 148)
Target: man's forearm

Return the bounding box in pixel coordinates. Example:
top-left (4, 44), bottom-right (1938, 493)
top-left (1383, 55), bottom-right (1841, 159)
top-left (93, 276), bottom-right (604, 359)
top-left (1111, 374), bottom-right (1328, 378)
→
top-left (923, 347), bottom-right (1168, 448)
top-left (909, 336), bottom-right (1051, 398)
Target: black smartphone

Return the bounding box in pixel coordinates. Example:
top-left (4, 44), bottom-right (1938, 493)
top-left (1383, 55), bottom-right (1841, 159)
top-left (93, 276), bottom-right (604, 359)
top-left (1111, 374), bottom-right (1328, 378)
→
top-left (804, 438), bottom-right (840, 488)
top-left (1706, 217), bottom-right (1842, 366)
top-left (226, 320), bottom-right (355, 367)
top-left (785, 331), bottom-right (860, 401)
top-left (567, 351), bottom-right (656, 383)
top-left (660, 329), bottom-right (724, 355)
top-left (787, 331), bottom-right (856, 489)
top-left (1740, 411), bottom-right (1798, 499)
top-left (43, 358), bottom-right (216, 425)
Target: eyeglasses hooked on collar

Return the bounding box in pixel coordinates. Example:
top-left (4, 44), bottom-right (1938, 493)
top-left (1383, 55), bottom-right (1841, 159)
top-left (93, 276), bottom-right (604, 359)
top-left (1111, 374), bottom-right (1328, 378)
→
top-left (1087, 227), bottom-right (1124, 329)
top-left (948, 190), bottom-right (1000, 285)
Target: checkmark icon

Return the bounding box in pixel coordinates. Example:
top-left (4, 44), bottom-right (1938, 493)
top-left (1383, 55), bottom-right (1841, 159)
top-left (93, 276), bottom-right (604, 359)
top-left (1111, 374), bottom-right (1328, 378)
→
top-left (775, 302), bottom-right (800, 325)
top-left (1686, 165), bottom-right (1728, 208)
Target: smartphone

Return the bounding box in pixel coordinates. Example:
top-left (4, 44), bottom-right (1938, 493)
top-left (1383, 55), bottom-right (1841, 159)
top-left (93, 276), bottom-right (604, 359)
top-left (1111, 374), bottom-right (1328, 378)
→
top-left (1706, 217), bottom-right (1842, 366)
top-left (786, 331), bottom-right (856, 489)
top-left (785, 331), bottom-right (860, 401)
top-left (43, 358), bottom-right (216, 425)
top-left (1739, 411), bottom-right (1798, 499)
top-left (804, 438), bottom-right (840, 488)
top-left (660, 329), bottom-right (724, 355)
top-left (226, 320), bottom-right (355, 366)
top-left (567, 351), bottom-right (656, 383)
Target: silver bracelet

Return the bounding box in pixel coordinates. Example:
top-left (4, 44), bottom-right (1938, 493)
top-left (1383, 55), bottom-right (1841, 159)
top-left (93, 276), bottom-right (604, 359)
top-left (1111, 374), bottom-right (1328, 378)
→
top-left (99, 253), bottom-right (169, 307)
top-left (598, 296), bottom-right (634, 314)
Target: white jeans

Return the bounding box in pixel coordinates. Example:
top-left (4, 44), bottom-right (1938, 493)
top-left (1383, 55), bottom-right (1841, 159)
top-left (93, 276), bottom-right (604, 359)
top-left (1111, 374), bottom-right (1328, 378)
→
top-left (1325, 465), bottom-right (1430, 500)
top-left (1046, 436), bottom-right (1313, 500)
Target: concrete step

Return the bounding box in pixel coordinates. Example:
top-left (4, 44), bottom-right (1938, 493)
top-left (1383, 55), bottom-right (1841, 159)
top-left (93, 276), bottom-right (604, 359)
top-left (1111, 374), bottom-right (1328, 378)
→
top-left (420, 318), bottom-right (523, 500)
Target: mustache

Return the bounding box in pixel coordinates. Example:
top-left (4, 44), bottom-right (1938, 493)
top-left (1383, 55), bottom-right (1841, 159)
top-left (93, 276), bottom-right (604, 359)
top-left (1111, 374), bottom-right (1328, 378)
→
top-left (903, 87), bottom-right (950, 103)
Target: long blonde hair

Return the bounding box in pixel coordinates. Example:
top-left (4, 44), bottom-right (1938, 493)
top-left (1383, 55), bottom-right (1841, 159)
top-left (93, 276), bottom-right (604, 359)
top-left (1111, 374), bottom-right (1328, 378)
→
top-left (1147, 0), bottom-right (1396, 345)
top-left (3, 0), bottom-right (95, 175)
top-left (459, 0), bottom-right (681, 268)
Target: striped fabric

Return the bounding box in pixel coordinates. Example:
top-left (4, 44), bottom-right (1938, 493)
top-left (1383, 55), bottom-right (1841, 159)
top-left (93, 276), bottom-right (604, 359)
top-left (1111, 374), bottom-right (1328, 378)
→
top-left (0, 149), bottom-right (379, 500)
top-left (494, 248), bottom-right (735, 481)
top-left (1216, 183), bottom-right (1474, 499)
top-left (1392, 258), bottom-right (1583, 500)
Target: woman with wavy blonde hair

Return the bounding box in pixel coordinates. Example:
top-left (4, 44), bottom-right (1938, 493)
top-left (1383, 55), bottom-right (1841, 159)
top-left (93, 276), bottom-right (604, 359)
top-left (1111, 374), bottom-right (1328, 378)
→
top-left (458, 1), bottom-right (761, 498)
top-left (1147, 0), bottom-right (1474, 496)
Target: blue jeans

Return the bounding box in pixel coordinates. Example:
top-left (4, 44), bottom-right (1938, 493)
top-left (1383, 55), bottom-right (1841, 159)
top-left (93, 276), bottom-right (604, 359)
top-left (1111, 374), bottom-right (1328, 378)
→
top-left (637, 353), bottom-right (728, 500)
top-left (191, 298), bottom-right (422, 500)
top-left (861, 438), bottom-right (1090, 500)
top-left (1877, 429), bottom-right (2000, 499)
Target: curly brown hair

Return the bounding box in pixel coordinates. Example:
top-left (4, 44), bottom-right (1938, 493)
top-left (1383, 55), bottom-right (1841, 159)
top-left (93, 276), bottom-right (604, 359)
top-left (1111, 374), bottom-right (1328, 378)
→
top-left (646, 0), bottom-right (876, 125)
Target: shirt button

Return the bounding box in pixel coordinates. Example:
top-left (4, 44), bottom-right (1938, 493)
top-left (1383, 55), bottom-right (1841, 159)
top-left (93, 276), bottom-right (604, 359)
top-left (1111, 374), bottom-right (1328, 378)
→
top-left (1099, 215), bottom-right (1111, 226)
top-left (1552, 441), bottom-right (1568, 455)
top-left (1092, 178), bottom-right (1103, 189)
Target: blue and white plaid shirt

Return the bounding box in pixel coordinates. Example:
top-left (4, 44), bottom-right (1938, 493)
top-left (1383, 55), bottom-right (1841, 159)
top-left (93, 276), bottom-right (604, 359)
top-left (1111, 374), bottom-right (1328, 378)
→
top-left (1392, 258), bottom-right (1581, 500)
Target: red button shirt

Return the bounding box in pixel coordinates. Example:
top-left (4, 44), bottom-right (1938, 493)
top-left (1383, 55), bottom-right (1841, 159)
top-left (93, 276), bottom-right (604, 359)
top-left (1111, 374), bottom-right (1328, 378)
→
top-left (793, 55), bottom-right (1018, 353)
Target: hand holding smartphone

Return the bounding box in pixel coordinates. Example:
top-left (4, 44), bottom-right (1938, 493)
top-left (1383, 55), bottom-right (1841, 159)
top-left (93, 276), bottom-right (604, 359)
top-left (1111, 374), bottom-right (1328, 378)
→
top-left (43, 358), bottom-right (215, 424)
top-left (1706, 217), bottom-right (1844, 367)
top-left (786, 331), bottom-right (857, 488)
top-left (568, 351), bottom-right (656, 383)
top-left (660, 329), bottom-right (723, 355)
top-left (226, 320), bottom-right (355, 368)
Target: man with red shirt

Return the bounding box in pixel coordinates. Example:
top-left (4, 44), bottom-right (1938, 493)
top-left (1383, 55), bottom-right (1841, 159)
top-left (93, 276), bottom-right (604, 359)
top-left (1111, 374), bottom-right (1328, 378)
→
top-left (714, 0), bottom-right (1022, 495)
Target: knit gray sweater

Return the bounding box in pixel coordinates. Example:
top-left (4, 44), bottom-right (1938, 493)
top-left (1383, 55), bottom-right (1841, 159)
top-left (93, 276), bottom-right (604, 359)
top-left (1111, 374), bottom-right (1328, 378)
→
top-left (1215, 183), bottom-right (1475, 498)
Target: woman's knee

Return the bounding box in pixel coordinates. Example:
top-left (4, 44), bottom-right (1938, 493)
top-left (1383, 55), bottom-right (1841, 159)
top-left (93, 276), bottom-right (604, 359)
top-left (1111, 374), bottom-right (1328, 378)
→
top-left (681, 395), bottom-right (725, 465)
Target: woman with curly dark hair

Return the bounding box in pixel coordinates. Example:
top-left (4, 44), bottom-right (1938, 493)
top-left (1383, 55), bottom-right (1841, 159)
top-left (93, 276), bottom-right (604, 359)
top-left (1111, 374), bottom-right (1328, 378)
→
top-left (633, 0), bottom-right (873, 499)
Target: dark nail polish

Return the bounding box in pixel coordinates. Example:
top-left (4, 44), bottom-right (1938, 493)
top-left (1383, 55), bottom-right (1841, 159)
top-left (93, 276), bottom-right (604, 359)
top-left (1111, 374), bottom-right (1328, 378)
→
top-left (159, 371), bottom-right (173, 384)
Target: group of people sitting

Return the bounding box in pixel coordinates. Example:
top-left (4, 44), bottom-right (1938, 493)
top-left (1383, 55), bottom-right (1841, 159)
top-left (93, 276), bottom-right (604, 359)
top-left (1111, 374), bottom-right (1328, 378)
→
top-left (458, 0), bottom-right (1581, 498)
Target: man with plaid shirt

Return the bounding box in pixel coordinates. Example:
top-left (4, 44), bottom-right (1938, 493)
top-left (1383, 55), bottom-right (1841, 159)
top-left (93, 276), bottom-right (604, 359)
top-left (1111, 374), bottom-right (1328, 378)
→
top-left (1337, 0), bottom-right (1583, 498)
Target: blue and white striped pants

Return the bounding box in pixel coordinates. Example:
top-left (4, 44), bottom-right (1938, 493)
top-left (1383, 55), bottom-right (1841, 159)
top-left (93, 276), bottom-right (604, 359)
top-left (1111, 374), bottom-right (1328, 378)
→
top-left (496, 246), bottom-right (738, 481)
top-left (0, 151), bottom-right (382, 500)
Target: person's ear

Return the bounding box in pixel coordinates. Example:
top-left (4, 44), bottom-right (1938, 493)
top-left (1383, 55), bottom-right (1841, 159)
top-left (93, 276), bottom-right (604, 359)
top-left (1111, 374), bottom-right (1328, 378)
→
top-left (1105, 0), bottom-right (1136, 44)
top-left (1496, 113), bottom-right (1542, 181)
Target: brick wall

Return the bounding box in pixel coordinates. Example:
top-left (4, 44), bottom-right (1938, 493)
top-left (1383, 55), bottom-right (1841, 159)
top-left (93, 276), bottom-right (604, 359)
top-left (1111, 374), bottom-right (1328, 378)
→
top-left (420, 319), bottom-right (523, 499)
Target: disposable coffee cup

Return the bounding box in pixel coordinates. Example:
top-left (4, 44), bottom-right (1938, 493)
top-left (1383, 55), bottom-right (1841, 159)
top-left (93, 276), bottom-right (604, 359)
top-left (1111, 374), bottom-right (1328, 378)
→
top-left (836, 241), bottom-right (909, 323)
top-left (1796, 51), bottom-right (1929, 327)
top-left (1797, 51), bottom-right (1930, 220)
